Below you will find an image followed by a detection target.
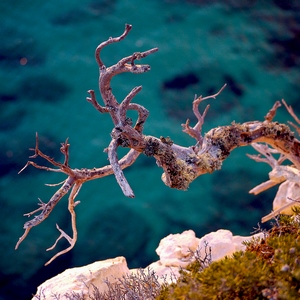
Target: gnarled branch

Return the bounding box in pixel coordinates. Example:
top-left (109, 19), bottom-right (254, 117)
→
top-left (16, 24), bottom-right (300, 265)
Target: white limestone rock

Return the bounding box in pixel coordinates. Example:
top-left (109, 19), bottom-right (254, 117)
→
top-left (156, 230), bottom-right (200, 268)
top-left (197, 229), bottom-right (264, 261)
top-left (273, 181), bottom-right (300, 214)
top-left (32, 230), bottom-right (265, 296)
top-left (150, 229), bottom-right (264, 283)
top-left (32, 256), bottom-right (129, 300)
top-left (145, 260), bottom-right (180, 284)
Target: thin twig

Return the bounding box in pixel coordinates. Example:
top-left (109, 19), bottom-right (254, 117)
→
top-left (119, 86), bottom-right (143, 125)
top-left (182, 84), bottom-right (227, 146)
top-left (15, 177), bottom-right (75, 252)
top-left (262, 196), bottom-right (300, 223)
top-left (95, 24), bottom-right (132, 69)
top-left (264, 101), bottom-right (281, 122)
top-left (45, 183), bottom-right (81, 265)
top-left (282, 99), bottom-right (300, 125)
top-left (86, 89), bottom-right (108, 113)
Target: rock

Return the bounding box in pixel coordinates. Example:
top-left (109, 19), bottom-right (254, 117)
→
top-left (198, 229), bottom-right (264, 261)
top-left (273, 181), bottom-right (300, 214)
top-left (145, 260), bottom-right (181, 284)
top-left (32, 230), bottom-right (265, 296)
top-left (150, 229), bottom-right (263, 284)
top-left (198, 229), bottom-right (236, 261)
top-left (32, 256), bottom-right (129, 300)
top-left (156, 230), bottom-right (200, 268)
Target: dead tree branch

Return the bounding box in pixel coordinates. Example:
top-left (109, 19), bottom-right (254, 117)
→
top-left (248, 99), bottom-right (300, 223)
top-left (16, 24), bottom-right (300, 265)
top-left (182, 84), bottom-right (227, 148)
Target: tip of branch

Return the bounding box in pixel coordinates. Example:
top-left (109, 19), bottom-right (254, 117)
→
top-left (18, 163), bottom-right (28, 174)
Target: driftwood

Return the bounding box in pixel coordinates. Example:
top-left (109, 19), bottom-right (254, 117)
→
top-left (15, 24), bottom-right (300, 265)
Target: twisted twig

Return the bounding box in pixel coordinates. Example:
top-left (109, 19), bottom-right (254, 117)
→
top-left (16, 24), bottom-right (300, 265)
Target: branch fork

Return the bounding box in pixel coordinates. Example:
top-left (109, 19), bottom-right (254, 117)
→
top-left (248, 99), bottom-right (300, 223)
top-left (182, 84), bottom-right (227, 149)
top-left (16, 25), bottom-right (300, 265)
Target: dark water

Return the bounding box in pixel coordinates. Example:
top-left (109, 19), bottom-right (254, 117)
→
top-left (1, 1), bottom-right (300, 299)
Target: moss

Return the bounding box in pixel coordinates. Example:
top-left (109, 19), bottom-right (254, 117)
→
top-left (156, 210), bottom-right (300, 300)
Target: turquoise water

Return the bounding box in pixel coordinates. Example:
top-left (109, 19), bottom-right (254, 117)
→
top-left (1, 1), bottom-right (300, 299)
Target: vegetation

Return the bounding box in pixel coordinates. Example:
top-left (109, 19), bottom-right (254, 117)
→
top-left (32, 210), bottom-right (300, 299)
top-left (33, 268), bottom-right (163, 300)
top-left (157, 208), bottom-right (300, 300)
top-left (16, 24), bottom-right (300, 299)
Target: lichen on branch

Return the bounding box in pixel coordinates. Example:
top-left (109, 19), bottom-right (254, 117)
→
top-left (15, 24), bottom-right (300, 265)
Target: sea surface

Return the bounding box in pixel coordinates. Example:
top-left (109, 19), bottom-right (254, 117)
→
top-left (1, 1), bottom-right (300, 299)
